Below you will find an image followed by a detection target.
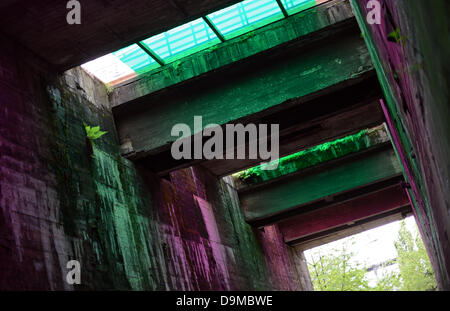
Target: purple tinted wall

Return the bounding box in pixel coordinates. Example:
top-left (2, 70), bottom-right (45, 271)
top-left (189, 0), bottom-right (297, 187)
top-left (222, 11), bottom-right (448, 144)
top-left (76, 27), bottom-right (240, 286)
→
top-left (0, 33), bottom-right (311, 290)
top-left (352, 0), bottom-right (450, 289)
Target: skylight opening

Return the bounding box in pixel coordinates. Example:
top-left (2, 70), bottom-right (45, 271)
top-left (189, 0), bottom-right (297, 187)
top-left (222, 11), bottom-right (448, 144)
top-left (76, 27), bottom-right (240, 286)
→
top-left (81, 44), bottom-right (160, 85)
top-left (81, 0), bottom-right (331, 85)
top-left (81, 53), bottom-right (137, 85)
top-left (113, 43), bottom-right (158, 74)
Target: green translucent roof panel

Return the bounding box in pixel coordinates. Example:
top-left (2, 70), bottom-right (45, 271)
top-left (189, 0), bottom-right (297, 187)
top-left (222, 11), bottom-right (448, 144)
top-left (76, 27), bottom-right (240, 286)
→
top-left (281, 0), bottom-right (317, 14)
top-left (84, 0), bottom-right (329, 84)
top-left (112, 43), bottom-right (158, 74)
top-left (142, 18), bottom-right (219, 62)
top-left (206, 0), bottom-right (284, 39)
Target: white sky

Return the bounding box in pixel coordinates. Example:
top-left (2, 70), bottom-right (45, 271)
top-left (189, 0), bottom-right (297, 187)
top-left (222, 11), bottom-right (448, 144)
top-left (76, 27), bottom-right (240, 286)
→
top-left (81, 53), bottom-right (135, 84)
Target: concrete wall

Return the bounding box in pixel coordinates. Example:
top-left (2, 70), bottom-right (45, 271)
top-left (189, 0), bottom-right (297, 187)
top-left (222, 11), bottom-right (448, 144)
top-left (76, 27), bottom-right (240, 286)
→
top-left (351, 0), bottom-right (450, 289)
top-left (0, 33), bottom-right (312, 290)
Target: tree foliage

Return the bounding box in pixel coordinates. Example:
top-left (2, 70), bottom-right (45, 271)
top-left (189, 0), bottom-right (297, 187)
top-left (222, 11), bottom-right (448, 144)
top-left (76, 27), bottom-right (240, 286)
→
top-left (394, 221), bottom-right (437, 291)
top-left (368, 265), bottom-right (400, 291)
top-left (307, 220), bottom-right (437, 291)
top-left (308, 240), bottom-right (370, 291)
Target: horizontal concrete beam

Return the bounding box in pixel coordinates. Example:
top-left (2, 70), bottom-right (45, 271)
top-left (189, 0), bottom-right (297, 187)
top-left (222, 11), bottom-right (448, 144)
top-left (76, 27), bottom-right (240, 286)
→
top-left (114, 27), bottom-right (374, 165)
top-left (140, 75), bottom-right (384, 177)
top-left (235, 123), bottom-right (390, 189)
top-left (111, 0), bottom-right (355, 106)
top-left (239, 145), bottom-right (403, 224)
top-left (279, 184), bottom-right (410, 244)
top-left (201, 76), bottom-right (384, 177)
top-left (290, 205), bottom-right (413, 250)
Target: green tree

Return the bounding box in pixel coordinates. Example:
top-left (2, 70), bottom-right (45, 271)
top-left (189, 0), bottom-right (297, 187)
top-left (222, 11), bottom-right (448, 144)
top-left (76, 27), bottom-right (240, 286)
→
top-left (308, 239), bottom-right (370, 291)
top-left (307, 219), bottom-right (437, 291)
top-left (369, 265), bottom-right (400, 291)
top-left (394, 221), bottom-right (437, 291)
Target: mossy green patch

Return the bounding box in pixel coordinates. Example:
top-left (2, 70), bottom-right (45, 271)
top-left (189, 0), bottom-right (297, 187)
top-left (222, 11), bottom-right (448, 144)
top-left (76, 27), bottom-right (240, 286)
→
top-left (235, 127), bottom-right (388, 184)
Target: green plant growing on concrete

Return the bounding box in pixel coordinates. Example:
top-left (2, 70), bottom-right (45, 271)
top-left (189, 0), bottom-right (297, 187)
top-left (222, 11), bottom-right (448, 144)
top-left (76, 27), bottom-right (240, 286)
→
top-left (105, 83), bottom-right (114, 95)
top-left (84, 122), bottom-right (108, 143)
top-left (235, 128), bottom-right (385, 184)
top-left (387, 27), bottom-right (406, 45)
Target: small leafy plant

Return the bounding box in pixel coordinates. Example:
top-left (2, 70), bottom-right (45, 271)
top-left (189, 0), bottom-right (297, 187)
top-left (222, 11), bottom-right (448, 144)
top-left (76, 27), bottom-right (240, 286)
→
top-left (387, 27), bottom-right (406, 44)
top-left (105, 83), bottom-right (114, 95)
top-left (84, 122), bottom-right (107, 142)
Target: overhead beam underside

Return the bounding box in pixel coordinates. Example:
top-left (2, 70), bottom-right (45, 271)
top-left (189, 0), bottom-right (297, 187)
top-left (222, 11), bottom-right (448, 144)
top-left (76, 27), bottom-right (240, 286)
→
top-left (239, 146), bottom-right (403, 224)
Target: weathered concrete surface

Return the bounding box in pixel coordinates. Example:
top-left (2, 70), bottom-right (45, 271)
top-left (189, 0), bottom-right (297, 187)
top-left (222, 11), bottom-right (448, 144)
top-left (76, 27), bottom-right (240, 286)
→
top-left (111, 0), bottom-right (355, 106)
top-left (239, 145), bottom-right (402, 224)
top-left (351, 0), bottom-right (450, 290)
top-left (132, 74), bottom-right (384, 177)
top-left (114, 28), bottom-right (374, 164)
top-left (0, 0), bottom-right (243, 70)
top-left (0, 33), bottom-right (311, 290)
top-left (200, 78), bottom-right (384, 177)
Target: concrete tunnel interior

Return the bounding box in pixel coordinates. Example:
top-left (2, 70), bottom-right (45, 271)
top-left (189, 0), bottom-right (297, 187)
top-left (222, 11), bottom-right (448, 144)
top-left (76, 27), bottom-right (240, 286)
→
top-left (0, 0), bottom-right (449, 291)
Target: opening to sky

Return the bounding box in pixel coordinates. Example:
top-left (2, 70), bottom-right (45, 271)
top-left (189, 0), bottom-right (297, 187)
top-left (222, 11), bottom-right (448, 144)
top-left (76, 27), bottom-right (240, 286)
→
top-left (304, 216), bottom-right (429, 289)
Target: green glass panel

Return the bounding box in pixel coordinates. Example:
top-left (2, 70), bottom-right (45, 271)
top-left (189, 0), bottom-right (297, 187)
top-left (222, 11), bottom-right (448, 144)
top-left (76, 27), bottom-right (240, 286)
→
top-left (112, 44), bottom-right (158, 74)
top-left (142, 18), bottom-right (219, 62)
top-left (207, 0), bottom-right (284, 39)
top-left (281, 0), bottom-right (318, 14)
top-left (105, 0), bottom-right (327, 79)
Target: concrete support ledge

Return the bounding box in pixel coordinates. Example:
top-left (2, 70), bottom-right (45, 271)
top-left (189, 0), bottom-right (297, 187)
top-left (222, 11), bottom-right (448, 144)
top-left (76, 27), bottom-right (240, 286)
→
top-left (279, 184), bottom-right (411, 245)
top-left (239, 144), bottom-right (403, 225)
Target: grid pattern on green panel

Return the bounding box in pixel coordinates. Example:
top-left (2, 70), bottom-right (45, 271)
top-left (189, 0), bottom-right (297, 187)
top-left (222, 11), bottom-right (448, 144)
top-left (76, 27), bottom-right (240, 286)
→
top-left (142, 18), bottom-right (219, 61)
top-left (112, 44), bottom-right (158, 73)
top-left (105, 0), bottom-right (329, 80)
top-left (206, 0), bottom-right (284, 38)
top-left (281, 0), bottom-right (317, 13)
